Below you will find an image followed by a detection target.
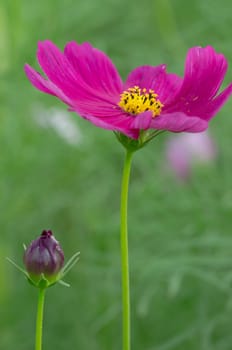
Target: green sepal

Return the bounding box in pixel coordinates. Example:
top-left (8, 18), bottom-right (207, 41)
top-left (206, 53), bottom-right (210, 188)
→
top-left (6, 257), bottom-right (29, 277)
top-left (58, 279), bottom-right (70, 288)
top-left (114, 132), bottom-right (143, 152)
top-left (60, 251), bottom-right (80, 279)
top-left (114, 130), bottom-right (166, 151)
top-left (38, 276), bottom-right (49, 289)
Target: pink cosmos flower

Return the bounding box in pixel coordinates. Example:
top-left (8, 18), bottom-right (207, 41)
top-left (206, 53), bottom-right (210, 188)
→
top-left (25, 41), bottom-right (232, 140)
top-left (166, 131), bottom-right (217, 181)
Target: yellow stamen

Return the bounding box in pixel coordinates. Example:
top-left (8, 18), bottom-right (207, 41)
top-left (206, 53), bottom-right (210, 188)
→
top-left (118, 86), bottom-right (163, 117)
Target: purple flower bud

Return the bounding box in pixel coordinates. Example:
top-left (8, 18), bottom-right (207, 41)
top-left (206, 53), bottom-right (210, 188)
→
top-left (23, 230), bottom-right (64, 284)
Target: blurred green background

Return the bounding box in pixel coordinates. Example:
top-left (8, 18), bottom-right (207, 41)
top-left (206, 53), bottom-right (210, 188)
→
top-left (1, 0), bottom-right (232, 349)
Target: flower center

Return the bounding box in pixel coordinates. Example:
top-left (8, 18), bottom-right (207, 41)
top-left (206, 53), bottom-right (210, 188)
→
top-left (118, 86), bottom-right (163, 117)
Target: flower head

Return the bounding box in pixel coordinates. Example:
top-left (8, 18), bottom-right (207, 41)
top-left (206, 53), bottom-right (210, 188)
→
top-left (166, 131), bottom-right (217, 181)
top-left (25, 41), bottom-right (232, 141)
top-left (23, 230), bottom-right (64, 285)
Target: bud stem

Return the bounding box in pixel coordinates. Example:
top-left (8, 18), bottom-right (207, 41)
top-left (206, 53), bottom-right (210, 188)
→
top-left (120, 149), bottom-right (134, 350)
top-left (35, 288), bottom-right (46, 350)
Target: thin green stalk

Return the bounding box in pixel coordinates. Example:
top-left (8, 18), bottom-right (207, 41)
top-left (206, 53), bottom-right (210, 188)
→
top-left (120, 149), bottom-right (134, 350)
top-left (35, 288), bottom-right (46, 350)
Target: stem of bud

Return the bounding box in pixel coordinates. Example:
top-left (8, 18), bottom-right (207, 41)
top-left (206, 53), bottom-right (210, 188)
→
top-left (35, 288), bottom-right (46, 350)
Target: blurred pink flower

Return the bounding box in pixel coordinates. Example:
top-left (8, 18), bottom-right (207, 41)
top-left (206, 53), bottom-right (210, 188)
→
top-left (25, 41), bottom-right (232, 139)
top-left (166, 131), bottom-right (217, 180)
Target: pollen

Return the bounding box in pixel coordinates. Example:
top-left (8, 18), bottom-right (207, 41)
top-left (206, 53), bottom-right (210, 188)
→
top-left (118, 86), bottom-right (163, 117)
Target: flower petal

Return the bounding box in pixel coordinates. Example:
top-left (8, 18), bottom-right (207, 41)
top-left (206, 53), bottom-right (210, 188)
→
top-left (25, 62), bottom-right (120, 119)
top-left (131, 111), bottom-right (153, 130)
top-left (125, 65), bottom-right (166, 89)
top-left (37, 41), bottom-right (122, 111)
top-left (151, 112), bottom-right (208, 132)
top-left (165, 46), bottom-right (230, 117)
top-left (73, 109), bottom-right (139, 138)
top-left (24, 64), bottom-right (74, 106)
top-left (124, 65), bottom-right (182, 104)
top-left (64, 41), bottom-right (123, 96)
top-left (200, 83), bottom-right (232, 121)
top-left (183, 46), bottom-right (227, 99)
top-left (37, 40), bottom-right (81, 99)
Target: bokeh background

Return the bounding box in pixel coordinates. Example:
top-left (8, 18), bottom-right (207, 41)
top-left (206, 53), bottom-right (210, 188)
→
top-left (1, 0), bottom-right (232, 349)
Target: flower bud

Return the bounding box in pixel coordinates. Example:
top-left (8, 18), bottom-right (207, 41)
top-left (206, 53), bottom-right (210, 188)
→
top-left (23, 230), bottom-right (64, 286)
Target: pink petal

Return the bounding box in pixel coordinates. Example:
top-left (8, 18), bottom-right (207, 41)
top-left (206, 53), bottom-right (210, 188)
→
top-left (159, 73), bottom-right (183, 104)
top-left (37, 40), bottom-right (81, 99)
top-left (131, 111), bottom-right (153, 129)
top-left (124, 65), bottom-right (182, 104)
top-left (200, 83), bottom-right (232, 121)
top-left (25, 61), bottom-right (122, 124)
top-left (26, 62), bottom-right (121, 118)
top-left (125, 64), bottom-right (166, 88)
top-left (24, 64), bottom-right (74, 106)
top-left (183, 46), bottom-right (227, 99)
top-left (74, 110), bottom-right (139, 138)
top-left (37, 41), bottom-right (121, 110)
top-left (165, 46), bottom-right (231, 118)
top-left (151, 112), bottom-right (208, 132)
top-left (71, 103), bottom-right (117, 117)
top-left (64, 41), bottom-right (123, 96)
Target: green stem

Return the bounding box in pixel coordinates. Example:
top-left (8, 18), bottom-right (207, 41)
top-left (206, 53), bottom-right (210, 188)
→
top-left (35, 288), bottom-right (46, 350)
top-left (120, 149), bottom-right (134, 350)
